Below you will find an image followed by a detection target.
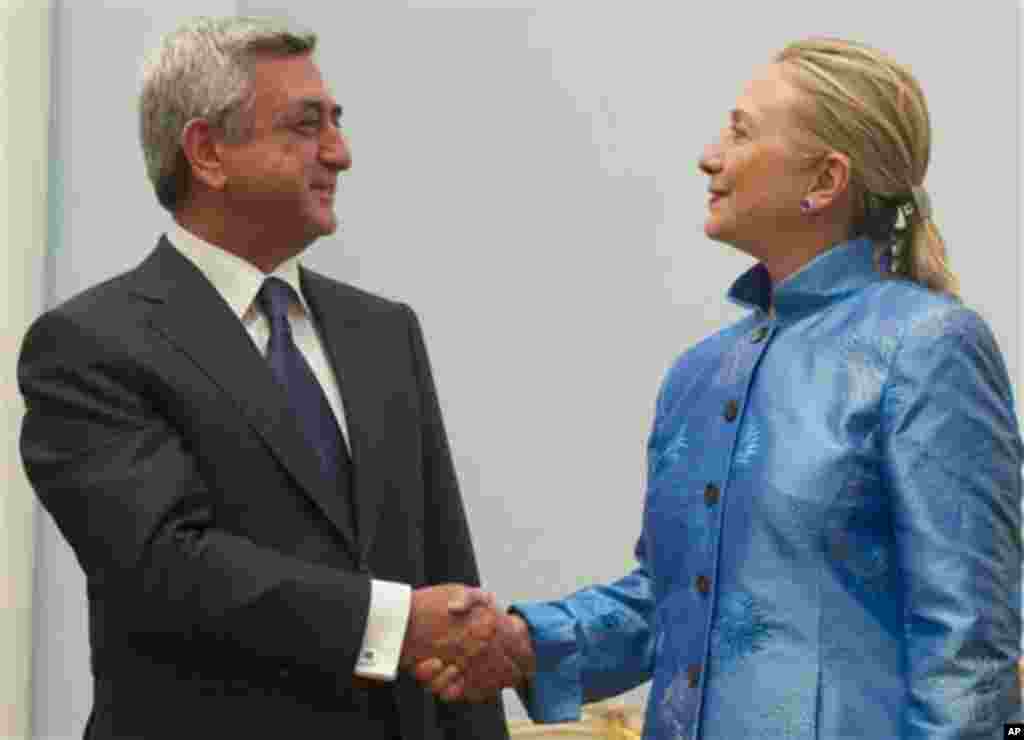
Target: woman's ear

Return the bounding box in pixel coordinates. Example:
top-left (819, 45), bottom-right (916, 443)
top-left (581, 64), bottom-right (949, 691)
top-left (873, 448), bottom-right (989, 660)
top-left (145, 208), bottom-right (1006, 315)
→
top-left (806, 150), bottom-right (851, 210)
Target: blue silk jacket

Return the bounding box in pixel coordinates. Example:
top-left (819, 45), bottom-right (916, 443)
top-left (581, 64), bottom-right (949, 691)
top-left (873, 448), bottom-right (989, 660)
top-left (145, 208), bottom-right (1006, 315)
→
top-left (514, 238), bottom-right (1023, 738)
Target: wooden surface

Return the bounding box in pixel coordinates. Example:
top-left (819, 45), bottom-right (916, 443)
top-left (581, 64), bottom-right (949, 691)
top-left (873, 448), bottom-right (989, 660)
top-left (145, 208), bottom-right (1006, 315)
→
top-left (509, 701), bottom-right (643, 739)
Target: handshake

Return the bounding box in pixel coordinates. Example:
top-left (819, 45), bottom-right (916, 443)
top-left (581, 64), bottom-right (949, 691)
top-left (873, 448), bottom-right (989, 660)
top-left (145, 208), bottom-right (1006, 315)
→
top-left (398, 584), bottom-right (537, 702)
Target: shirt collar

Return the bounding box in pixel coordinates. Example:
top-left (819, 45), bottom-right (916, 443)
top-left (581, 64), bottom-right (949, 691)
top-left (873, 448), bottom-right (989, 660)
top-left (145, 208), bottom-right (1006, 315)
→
top-left (727, 236), bottom-right (880, 320)
top-left (167, 222), bottom-right (309, 319)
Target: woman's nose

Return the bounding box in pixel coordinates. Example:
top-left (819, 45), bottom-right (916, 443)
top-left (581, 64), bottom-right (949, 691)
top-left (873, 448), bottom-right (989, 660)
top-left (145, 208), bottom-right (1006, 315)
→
top-left (699, 141), bottom-right (723, 176)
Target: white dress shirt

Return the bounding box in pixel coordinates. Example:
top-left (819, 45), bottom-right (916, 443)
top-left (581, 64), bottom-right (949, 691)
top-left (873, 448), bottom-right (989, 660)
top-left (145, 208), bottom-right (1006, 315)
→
top-left (167, 223), bottom-right (411, 681)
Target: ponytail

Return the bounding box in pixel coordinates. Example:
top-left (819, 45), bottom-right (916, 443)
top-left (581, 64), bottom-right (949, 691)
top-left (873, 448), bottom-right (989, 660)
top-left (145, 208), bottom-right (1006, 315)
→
top-left (900, 211), bottom-right (959, 298)
top-left (872, 190), bottom-right (959, 298)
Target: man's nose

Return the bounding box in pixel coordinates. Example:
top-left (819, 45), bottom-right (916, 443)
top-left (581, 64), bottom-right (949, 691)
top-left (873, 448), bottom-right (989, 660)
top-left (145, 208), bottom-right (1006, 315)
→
top-left (321, 126), bottom-right (352, 171)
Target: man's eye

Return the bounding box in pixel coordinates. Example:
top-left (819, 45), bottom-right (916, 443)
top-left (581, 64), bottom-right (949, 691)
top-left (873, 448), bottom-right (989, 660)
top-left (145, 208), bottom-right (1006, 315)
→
top-left (731, 126), bottom-right (747, 140)
top-left (296, 120), bottom-right (320, 133)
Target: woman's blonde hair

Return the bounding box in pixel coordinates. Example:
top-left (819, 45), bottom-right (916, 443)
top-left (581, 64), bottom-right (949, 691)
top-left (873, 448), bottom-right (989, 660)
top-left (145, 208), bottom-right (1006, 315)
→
top-left (775, 37), bottom-right (958, 298)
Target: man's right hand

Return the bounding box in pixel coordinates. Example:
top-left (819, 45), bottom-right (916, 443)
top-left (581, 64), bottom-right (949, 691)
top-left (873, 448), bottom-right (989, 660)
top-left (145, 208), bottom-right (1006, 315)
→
top-left (399, 584), bottom-right (499, 671)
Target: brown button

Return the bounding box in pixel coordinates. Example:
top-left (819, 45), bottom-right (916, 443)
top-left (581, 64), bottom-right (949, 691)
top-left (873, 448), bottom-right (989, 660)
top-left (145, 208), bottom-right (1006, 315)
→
top-left (751, 325), bottom-right (769, 344)
top-left (704, 483), bottom-right (720, 506)
top-left (695, 575), bottom-right (711, 594)
top-left (687, 664), bottom-right (702, 688)
top-left (724, 399), bottom-right (739, 422)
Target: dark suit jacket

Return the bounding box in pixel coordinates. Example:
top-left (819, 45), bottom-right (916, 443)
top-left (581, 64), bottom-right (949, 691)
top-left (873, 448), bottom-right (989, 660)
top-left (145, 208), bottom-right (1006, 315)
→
top-left (18, 238), bottom-right (508, 740)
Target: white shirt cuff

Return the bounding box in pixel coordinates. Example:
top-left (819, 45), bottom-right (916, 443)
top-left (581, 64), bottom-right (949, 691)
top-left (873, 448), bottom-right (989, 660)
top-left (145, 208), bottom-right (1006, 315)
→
top-left (354, 579), bottom-right (412, 681)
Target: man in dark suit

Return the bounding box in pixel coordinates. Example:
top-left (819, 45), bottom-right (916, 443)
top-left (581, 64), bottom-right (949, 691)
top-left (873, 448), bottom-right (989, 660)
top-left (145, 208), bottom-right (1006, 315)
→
top-left (18, 16), bottom-right (509, 739)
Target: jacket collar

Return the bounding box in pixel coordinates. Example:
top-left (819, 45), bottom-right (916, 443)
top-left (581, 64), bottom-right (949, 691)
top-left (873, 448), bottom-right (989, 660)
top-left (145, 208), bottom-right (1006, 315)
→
top-left (727, 236), bottom-right (881, 321)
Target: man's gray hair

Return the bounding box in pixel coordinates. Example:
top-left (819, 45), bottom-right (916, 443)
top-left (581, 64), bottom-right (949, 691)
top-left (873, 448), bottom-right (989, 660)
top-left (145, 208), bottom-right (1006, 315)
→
top-left (139, 16), bottom-right (317, 212)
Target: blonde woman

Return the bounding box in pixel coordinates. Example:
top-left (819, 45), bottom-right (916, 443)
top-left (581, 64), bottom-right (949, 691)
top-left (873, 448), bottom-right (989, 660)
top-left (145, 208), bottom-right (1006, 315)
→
top-left (420, 38), bottom-right (1023, 737)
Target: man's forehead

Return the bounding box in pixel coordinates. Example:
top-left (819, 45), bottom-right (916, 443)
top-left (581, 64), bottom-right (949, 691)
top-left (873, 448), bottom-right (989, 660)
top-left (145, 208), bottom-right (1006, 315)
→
top-left (250, 53), bottom-right (333, 103)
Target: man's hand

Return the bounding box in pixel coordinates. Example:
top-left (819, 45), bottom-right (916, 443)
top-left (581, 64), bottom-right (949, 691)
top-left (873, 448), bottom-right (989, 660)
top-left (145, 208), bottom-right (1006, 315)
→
top-left (413, 590), bottom-right (536, 702)
top-left (399, 584), bottom-right (499, 671)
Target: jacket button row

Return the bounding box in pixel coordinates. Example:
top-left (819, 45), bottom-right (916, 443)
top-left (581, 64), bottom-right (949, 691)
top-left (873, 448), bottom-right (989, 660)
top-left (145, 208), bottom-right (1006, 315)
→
top-left (704, 483), bottom-right (720, 506)
top-left (724, 399), bottom-right (739, 422)
top-left (687, 664), bottom-right (702, 688)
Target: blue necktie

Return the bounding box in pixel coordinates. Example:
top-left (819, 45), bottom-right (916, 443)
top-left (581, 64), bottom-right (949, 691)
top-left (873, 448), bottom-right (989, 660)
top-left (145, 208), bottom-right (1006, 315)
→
top-left (258, 277), bottom-right (352, 483)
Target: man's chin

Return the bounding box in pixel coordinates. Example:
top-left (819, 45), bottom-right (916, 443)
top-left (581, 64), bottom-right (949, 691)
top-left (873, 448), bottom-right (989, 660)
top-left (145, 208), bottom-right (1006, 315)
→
top-left (311, 214), bottom-right (338, 238)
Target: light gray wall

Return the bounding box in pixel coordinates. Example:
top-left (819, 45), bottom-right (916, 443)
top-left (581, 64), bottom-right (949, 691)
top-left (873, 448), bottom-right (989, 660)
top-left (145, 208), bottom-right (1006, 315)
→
top-left (34, 1), bottom-right (1019, 735)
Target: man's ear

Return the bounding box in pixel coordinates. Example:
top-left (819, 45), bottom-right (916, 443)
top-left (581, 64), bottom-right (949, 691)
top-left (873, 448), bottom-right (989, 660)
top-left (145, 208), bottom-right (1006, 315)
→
top-left (806, 150), bottom-right (851, 211)
top-left (180, 118), bottom-right (228, 191)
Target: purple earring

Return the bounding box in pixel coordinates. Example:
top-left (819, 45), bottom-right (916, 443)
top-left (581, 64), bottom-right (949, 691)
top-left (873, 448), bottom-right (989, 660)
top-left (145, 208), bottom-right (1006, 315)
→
top-left (800, 198), bottom-right (812, 213)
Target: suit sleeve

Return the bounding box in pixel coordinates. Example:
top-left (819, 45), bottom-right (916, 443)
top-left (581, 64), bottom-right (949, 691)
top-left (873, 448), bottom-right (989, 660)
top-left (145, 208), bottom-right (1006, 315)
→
top-left (881, 305), bottom-right (1023, 737)
top-left (401, 304), bottom-right (510, 739)
top-left (18, 308), bottom-right (373, 679)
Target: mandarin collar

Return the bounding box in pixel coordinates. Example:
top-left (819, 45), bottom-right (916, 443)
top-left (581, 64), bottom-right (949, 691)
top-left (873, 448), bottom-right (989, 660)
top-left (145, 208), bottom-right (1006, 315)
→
top-left (727, 237), bottom-right (880, 321)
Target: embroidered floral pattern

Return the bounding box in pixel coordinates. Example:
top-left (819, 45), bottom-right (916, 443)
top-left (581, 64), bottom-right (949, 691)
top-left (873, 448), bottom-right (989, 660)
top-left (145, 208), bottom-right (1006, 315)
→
top-left (708, 591), bottom-right (774, 675)
top-left (570, 590), bottom-right (645, 673)
top-left (837, 333), bottom-right (889, 408)
top-left (824, 475), bottom-right (891, 593)
top-left (650, 421), bottom-right (689, 482)
top-left (733, 418), bottom-right (761, 469)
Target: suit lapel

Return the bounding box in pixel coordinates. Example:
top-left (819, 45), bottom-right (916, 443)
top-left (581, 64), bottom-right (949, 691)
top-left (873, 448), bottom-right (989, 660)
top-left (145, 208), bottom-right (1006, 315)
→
top-left (129, 239), bottom-right (361, 560)
top-left (300, 269), bottom-right (390, 565)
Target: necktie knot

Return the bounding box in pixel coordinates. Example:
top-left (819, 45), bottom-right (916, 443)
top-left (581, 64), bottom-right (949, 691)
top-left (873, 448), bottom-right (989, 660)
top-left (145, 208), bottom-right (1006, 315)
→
top-left (258, 277), bottom-right (298, 327)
